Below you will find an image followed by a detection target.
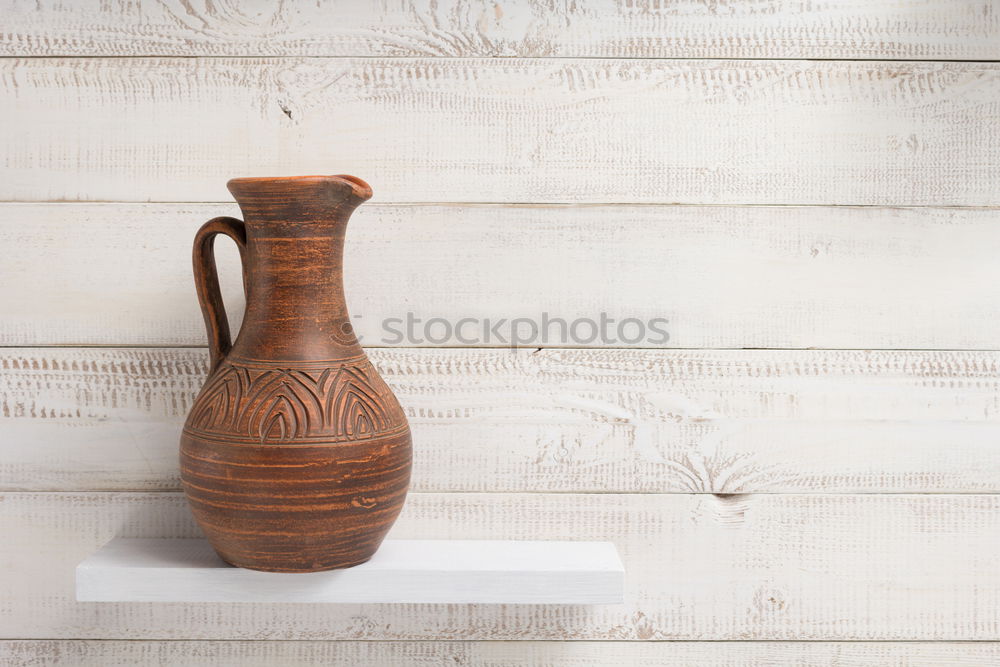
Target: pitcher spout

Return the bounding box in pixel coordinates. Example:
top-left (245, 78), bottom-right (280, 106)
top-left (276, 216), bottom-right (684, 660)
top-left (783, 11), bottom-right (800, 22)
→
top-left (227, 174), bottom-right (372, 218)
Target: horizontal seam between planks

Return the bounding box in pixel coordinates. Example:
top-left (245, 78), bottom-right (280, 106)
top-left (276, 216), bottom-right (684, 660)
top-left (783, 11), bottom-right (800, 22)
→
top-left (0, 55), bottom-right (999, 63)
top-left (3, 202), bottom-right (1000, 210)
top-left (2, 638), bottom-right (1000, 643)
top-left (3, 345), bottom-right (1000, 352)
top-left (4, 491), bottom-right (1000, 496)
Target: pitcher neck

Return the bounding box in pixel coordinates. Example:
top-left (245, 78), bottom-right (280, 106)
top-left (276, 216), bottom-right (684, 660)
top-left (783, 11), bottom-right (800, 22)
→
top-left (225, 175), bottom-right (372, 364)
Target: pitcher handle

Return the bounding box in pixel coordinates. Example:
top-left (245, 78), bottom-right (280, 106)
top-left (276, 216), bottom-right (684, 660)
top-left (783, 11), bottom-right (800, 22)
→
top-left (193, 216), bottom-right (248, 373)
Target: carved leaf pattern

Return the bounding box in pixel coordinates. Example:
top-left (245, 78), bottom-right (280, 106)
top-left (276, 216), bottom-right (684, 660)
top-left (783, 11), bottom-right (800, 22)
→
top-left (187, 360), bottom-right (401, 444)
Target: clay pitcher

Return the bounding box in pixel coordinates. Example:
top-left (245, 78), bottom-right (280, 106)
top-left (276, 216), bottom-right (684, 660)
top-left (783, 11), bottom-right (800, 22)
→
top-left (180, 175), bottom-right (411, 572)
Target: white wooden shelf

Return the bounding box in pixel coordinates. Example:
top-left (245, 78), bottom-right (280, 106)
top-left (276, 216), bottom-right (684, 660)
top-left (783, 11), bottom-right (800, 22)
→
top-left (76, 538), bottom-right (624, 604)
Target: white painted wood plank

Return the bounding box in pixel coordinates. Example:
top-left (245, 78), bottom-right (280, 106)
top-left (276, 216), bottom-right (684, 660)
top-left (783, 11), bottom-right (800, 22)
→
top-left (4, 492), bottom-right (1000, 639)
top-left (76, 538), bottom-right (624, 604)
top-left (4, 59), bottom-right (998, 205)
top-left (2, 0), bottom-right (997, 60)
top-left (5, 640), bottom-right (1000, 667)
top-left (5, 203), bottom-right (1000, 348)
top-left (4, 347), bottom-right (1000, 493)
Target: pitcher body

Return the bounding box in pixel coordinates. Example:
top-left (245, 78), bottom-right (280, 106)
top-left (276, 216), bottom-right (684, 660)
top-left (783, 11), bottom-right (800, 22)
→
top-left (180, 175), bottom-right (411, 572)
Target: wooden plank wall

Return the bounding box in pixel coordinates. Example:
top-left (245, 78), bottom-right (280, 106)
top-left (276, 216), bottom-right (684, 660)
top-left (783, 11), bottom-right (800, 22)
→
top-left (2, 1), bottom-right (999, 664)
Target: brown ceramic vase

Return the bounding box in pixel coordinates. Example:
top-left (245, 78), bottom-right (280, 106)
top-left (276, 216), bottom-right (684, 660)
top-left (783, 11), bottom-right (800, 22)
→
top-left (180, 175), bottom-right (411, 573)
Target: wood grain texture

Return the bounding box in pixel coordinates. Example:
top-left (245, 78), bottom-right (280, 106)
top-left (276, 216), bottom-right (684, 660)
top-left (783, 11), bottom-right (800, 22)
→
top-left (4, 59), bottom-right (999, 205)
top-left (6, 203), bottom-right (1000, 348)
top-left (3, 491), bottom-right (1000, 640)
top-left (2, 0), bottom-right (998, 60)
top-left (3, 347), bottom-right (1000, 494)
top-left (4, 640), bottom-right (1000, 667)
